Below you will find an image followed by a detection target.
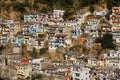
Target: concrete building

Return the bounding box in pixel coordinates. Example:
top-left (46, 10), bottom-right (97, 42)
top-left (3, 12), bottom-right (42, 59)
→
top-left (24, 13), bottom-right (39, 23)
top-left (104, 50), bottom-right (120, 58)
top-left (16, 64), bottom-right (32, 79)
top-left (110, 7), bottom-right (120, 32)
top-left (53, 10), bottom-right (64, 18)
top-left (71, 64), bottom-right (90, 80)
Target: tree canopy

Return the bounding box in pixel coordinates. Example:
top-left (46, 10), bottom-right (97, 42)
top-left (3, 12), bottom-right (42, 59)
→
top-left (40, 48), bottom-right (48, 55)
top-left (32, 74), bottom-right (43, 80)
top-left (30, 48), bottom-right (37, 58)
top-left (0, 45), bottom-right (5, 55)
top-left (95, 33), bottom-right (116, 49)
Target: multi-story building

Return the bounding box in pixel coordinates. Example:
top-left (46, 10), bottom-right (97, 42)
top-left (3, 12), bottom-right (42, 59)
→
top-left (104, 50), bottom-right (120, 68)
top-left (110, 7), bottom-right (120, 32)
top-left (22, 23), bottom-right (41, 36)
top-left (113, 68), bottom-right (120, 79)
top-left (110, 7), bottom-right (120, 48)
top-left (16, 64), bottom-right (32, 79)
top-left (24, 13), bottom-right (39, 23)
top-left (11, 36), bottom-right (23, 47)
top-left (71, 26), bottom-right (81, 39)
top-left (53, 10), bottom-right (64, 18)
top-left (22, 13), bottom-right (41, 45)
top-left (104, 50), bottom-right (120, 58)
top-left (52, 10), bottom-right (65, 21)
top-left (40, 14), bottom-right (48, 25)
top-left (71, 64), bottom-right (90, 80)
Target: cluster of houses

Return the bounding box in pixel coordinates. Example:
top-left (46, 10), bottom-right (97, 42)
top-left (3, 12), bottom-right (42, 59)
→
top-left (0, 49), bottom-right (120, 80)
top-left (0, 7), bottom-right (120, 80)
top-left (0, 7), bottom-right (120, 52)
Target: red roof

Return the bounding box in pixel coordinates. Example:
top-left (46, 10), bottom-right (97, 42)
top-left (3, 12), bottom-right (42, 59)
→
top-left (21, 59), bottom-right (29, 63)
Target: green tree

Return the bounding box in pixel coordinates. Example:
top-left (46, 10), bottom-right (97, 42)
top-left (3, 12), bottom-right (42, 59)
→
top-left (0, 45), bottom-right (5, 55)
top-left (80, 0), bottom-right (89, 8)
top-left (32, 74), bottom-right (43, 80)
top-left (101, 33), bottom-right (116, 49)
top-left (38, 34), bottom-right (45, 38)
top-left (40, 48), bottom-right (48, 55)
top-left (80, 0), bottom-right (98, 7)
top-left (25, 76), bottom-right (30, 80)
top-left (95, 37), bottom-right (102, 43)
top-left (41, 8), bottom-right (48, 13)
top-left (95, 34), bottom-right (116, 49)
top-left (36, 74), bottom-right (43, 80)
top-left (89, 5), bottom-right (94, 13)
top-left (106, 0), bottom-right (120, 10)
top-left (30, 48), bottom-right (37, 58)
top-left (13, 2), bottom-right (26, 12)
top-left (21, 44), bottom-right (25, 55)
top-left (63, 10), bottom-right (74, 20)
top-left (24, 1), bottom-right (32, 8)
top-left (21, 51), bottom-right (24, 55)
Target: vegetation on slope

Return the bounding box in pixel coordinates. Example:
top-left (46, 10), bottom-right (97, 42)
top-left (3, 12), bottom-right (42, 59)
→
top-left (0, 0), bottom-right (119, 20)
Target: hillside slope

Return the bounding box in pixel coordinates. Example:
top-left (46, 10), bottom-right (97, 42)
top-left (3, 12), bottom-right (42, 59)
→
top-left (0, 0), bottom-right (119, 20)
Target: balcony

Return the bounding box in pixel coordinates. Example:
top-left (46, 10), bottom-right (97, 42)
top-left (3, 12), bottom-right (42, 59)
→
top-left (112, 20), bottom-right (120, 23)
top-left (114, 12), bottom-right (120, 15)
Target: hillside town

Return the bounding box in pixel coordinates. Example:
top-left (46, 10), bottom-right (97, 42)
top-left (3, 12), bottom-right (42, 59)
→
top-left (0, 6), bottom-right (120, 80)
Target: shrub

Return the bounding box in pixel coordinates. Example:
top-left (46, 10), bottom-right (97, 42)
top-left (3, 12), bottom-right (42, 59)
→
top-left (40, 48), bottom-right (48, 55)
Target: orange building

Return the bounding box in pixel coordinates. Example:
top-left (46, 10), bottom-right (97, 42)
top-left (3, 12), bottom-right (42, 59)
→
top-left (72, 36), bottom-right (86, 46)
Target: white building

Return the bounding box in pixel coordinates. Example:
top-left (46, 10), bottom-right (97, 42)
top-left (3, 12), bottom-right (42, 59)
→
top-left (53, 10), bottom-right (64, 18)
top-left (112, 32), bottom-right (120, 43)
top-left (13, 47), bottom-right (22, 54)
top-left (65, 21), bottom-right (78, 27)
top-left (71, 64), bottom-right (90, 80)
top-left (115, 37), bottom-right (120, 43)
top-left (48, 40), bottom-right (57, 52)
top-left (40, 14), bottom-right (48, 25)
top-left (104, 50), bottom-right (120, 58)
top-left (104, 50), bottom-right (120, 68)
top-left (24, 13), bottom-right (39, 23)
top-left (94, 10), bottom-right (107, 16)
top-left (85, 37), bottom-right (94, 48)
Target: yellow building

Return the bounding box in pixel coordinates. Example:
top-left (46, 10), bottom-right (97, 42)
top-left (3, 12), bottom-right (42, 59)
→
top-left (16, 64), bottom-right (32, 79)
top-left (88, 58), bottom-right (105, 67)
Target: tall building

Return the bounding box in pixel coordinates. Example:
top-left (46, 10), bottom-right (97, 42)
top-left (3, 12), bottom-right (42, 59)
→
top-left (110, 7), bottom-right (120, 32)
top-left (71, 64), bottom-right (90, 80)
top-left (110, 7), bottom-right (120, 48)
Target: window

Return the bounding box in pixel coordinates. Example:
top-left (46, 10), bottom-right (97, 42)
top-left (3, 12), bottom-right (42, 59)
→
top-left (23, 67), bottom-right (25, 70)
top-left (21, 72), bottom-right (23, 74)
top-left (76, 73), bottom-right (80, 77)
top-left (112, 54), bottom-right (114, 56)
top-left (75, 78), bottom-right (79, 80)
top-left (18, 71), bottom-right (20, 73)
